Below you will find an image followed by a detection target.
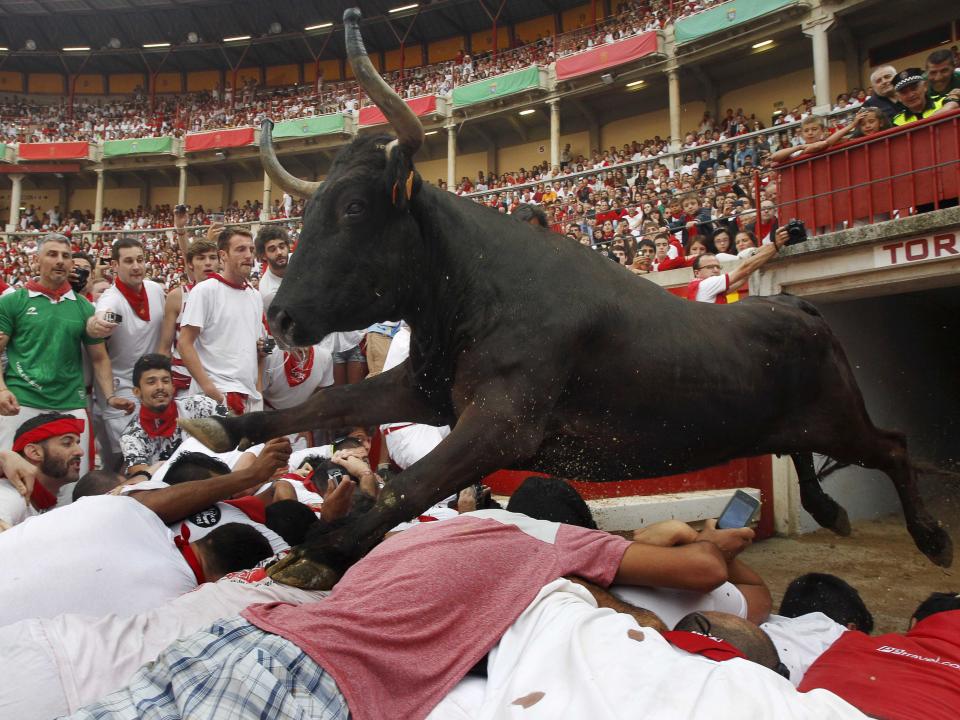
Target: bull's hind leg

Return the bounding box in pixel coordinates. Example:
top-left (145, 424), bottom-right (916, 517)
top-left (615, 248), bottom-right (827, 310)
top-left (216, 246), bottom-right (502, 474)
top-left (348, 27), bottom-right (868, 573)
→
top-left (792, 452), bottom-right (851, 536)
top-left (822, 427), bottom-right (952, 567)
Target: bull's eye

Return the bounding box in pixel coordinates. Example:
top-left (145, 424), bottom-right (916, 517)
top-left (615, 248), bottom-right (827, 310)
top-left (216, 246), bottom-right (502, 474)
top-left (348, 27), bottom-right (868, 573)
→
top-left (345, 200), bottom-right (365, 217)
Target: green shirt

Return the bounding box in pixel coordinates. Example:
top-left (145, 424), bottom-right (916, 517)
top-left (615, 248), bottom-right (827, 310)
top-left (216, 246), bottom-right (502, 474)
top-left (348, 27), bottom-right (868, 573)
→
top-left (0, 288), bottom-right (103, 410)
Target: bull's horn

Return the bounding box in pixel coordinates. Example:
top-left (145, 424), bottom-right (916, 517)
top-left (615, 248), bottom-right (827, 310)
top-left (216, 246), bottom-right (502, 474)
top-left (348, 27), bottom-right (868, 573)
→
top-left (259, 119), bottom-right (323, 199)
top-left (344, 7), bottom-right (423, 155)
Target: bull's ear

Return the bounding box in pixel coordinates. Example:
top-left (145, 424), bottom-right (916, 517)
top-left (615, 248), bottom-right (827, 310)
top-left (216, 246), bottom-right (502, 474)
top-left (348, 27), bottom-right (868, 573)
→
top-left (385, 145), bottom-right (421, 211)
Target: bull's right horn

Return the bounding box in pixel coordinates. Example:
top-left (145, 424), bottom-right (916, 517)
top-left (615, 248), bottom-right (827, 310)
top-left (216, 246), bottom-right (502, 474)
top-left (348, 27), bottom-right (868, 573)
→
top-left (344, 7), bottom-right (424, 155)
top-left (259, 119), bottom-right (323, 199)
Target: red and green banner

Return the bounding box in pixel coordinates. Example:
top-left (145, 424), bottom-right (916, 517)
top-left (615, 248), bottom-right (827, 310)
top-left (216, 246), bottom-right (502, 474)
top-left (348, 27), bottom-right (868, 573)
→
top-left (675, 0), bottom-right (798, 44)
top-left (452, 66), bottom-right (542, 107)
top-left (359, 95), bottom-right (437, 126)
top-left (273, 114), bottom-right (346, 139)
top-left (184, 127), bottom-right (255, 153)
top-left (102, 136), bottom-right (175, 157)
top-left (555, 32), bottom-right (659, 80)
top-left (18, 141), bottom-right (90, 161)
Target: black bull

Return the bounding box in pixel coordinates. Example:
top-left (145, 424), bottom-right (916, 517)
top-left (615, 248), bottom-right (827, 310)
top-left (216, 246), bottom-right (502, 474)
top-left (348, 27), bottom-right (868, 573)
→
top-left (180, 8), bottom-right (951, 589)
top-left (181, 140), bottom-right (951, 587)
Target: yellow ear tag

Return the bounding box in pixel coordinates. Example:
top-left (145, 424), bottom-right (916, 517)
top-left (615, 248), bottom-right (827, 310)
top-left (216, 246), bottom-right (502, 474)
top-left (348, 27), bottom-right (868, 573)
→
top-left (405, 171), bottom-right (415, 199)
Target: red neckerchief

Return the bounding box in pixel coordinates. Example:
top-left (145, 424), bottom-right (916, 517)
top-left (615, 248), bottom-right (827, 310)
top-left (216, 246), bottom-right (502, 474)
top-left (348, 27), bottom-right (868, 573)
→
top-left (30, 481), bottom-right (58, 511)
top-left (174, 523), bottom-right (206, 584)
top-left (114, 278), bottom-right (150, 321)
top-left (661, 630), bottom-right (747, 662)
top-left (83, 291), bottom-right (93, 301)
top-left (754, 219), bottom-right (775, 242)
top-left (222, 496), bottom-right (267, 523)
top-left (25, 279), bottom-right (72, 301)
top-left (284, 347), bottom-right (315, 387)
top-left (139, 401), bottom-right (178, 438)
top-left (209, 273), bottom-right (248, 290)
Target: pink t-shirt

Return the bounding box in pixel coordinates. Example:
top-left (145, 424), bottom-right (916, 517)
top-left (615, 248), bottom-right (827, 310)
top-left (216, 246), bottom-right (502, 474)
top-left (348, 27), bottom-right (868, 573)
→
top-left (243, 509), bottom-right (630, 720)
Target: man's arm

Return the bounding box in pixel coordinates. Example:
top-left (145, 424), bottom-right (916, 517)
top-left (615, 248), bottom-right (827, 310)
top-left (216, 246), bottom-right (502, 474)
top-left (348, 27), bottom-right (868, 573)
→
top-left (726, 226), bottom-right (788, 290)
top-left (566, 576), bottom-right (668, 632)
top-left (131, 437), bottom-right (291, 523)
top-left (0, 333), bottom-right (20, 416)
top-left (613, 540), bottom-right (728, 593)
top-left (933, 91), bottom-right (960, 116)
top-left (154, 288), bottom-right (182, 356)
top-left (87, 343), bottom-right (135, 413)
top-left (177, 325), bottom-right (223, 404)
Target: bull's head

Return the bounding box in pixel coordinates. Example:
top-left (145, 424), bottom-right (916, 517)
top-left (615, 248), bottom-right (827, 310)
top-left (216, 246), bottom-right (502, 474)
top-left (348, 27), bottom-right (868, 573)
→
top-left (262, 7), bottom-right (425, 348)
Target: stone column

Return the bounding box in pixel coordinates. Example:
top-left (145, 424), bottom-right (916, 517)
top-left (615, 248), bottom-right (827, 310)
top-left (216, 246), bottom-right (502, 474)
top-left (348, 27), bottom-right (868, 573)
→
top-left (446, 122), bottom-right (457, 191)
top-left (176, 158), bottom-right (188, 205)
top-left (93, 168), bottom-right (105, 231)
top-left (261, 171), bottom-right (272, 222)
top-left (6, 174), bottom-right (24, 233)
top-left (548, 98), bottom-right (561, 169)
top-left (668, 66), bottom-right (681, 155)
top-left (803, 13), bottom-right (836, 114)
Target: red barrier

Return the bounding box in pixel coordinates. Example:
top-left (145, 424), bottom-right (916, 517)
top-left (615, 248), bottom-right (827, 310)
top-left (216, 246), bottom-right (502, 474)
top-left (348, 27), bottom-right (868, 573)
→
top-left (184, 127), bottom-right (255, 153)
top-left (359, 95), bottom-right (437, 127)
top-left (555, 32), bottom-right (659, 81)
top-left (484, 455), bottom-right (774, 539)
top-left (18, 142), bottom-right (89, 161)
top-left (778, 109), bottom-right (960, 230)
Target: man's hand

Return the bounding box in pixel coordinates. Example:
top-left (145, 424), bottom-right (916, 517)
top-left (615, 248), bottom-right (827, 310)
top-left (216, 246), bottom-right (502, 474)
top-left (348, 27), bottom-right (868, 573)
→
top-left (0, 389), bottom-right (20, 416)
top-left (632, 520), bottom-right (699, 547)
top-left (320, 477), bottom-right (355, 523)
top-left (772, 225), bottom-right (789, 250)
top-left (108, 395), bottom-right (136, 414)
top-left (173, 206), bottom-right (188, 232)
top-left (250, 437), bottom-right (293, 481)
top-left (204, 386), bottom-right (226, 406)
top-left (86, 313), bottom-right (118, 339)
top-left (206, 223), bottom-right (224, 243)
top-left (330, 449), bottom-right (371, 479)
top-left (0, 449), bottom-right (37, 498)
top-left (697, 519), bottom-right (755, 562)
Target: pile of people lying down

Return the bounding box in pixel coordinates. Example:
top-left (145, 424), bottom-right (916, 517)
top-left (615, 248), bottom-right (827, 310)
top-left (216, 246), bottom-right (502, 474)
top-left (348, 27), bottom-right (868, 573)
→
top-left (0, 419), bottom-right (957, 720)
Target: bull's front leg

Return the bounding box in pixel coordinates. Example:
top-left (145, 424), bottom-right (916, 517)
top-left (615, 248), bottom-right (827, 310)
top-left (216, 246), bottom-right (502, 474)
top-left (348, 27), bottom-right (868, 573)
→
top-left (180, 361), bottom-right (448, 452)
top-left (268, 393), bottom-right (551, 590)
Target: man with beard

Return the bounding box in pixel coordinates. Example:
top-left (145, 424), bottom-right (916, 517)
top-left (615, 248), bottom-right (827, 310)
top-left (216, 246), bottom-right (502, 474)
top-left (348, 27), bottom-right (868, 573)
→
top-left (0, 413), bottom-right (84, 528)
top-left (94, 238), bottom-right (165, 469)
top-left (119, 354), bottom-right (226, 478)
top-left (178, 228), bottom-right (266, 415)
top-left (255, 225), bottom-right (289, 314)
top-left (0, 234), bottom-right (131, 477)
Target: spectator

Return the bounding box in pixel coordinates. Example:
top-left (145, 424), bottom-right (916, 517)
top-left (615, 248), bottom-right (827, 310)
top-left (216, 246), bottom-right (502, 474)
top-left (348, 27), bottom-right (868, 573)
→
top-left (94, 237), bottom-right (167, 469)
top-left (863, 65), bottom-right (901, 121)
top-left (770, 115), bottom-right (829, 163)
top-left (178, 227), bottom-right (265, 415)
top-left (891, 68), bottom-right (960, 125)
top-left (0, 413), bottom-right (83, 528)
top-left (255, 224), bottom-right (290, 314)
top-left (0, 234), bottom-right (133, 476)
top-left (747, 200), bottom-right (780, 245)
top-left (823, 106), bottom-right (890, 147)
top-left (925, 48), bottom-right (960, 99)
top-left (119, 353), bottom-right (226, 476)
top-left (686, 226), bottom-right (788, 303)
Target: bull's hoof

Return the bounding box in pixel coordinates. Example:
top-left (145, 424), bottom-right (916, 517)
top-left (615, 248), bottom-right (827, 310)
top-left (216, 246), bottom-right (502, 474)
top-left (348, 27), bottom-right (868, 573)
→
top-left (267, 550), bottom-right (342, 590)
top-left (809, 498), bottom-right (851, 537)
top-left (178, 417), bottom-right (240, 453)
top-left (910, 521), bottom-right (954, 568)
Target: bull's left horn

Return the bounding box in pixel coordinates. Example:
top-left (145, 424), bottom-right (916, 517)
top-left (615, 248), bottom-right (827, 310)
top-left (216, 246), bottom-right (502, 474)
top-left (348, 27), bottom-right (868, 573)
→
top-left (259, 119), bottom-right (323, 199)
top-left (344, 7), bottom-right (423, 155)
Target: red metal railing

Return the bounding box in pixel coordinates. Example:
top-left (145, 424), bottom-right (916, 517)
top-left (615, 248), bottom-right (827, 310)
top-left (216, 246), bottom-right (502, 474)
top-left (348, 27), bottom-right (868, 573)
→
top-left (777, 109), bottom-right (960, 230)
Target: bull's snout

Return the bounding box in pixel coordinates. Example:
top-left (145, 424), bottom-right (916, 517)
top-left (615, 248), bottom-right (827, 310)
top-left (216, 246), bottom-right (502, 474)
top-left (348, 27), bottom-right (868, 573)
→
top-left (267, 306), bottom-right (299, 350)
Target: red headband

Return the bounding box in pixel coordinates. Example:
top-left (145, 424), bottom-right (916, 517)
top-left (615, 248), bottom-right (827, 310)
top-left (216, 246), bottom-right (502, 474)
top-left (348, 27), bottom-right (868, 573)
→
top-left (13, 418), bottom-right (85, 453)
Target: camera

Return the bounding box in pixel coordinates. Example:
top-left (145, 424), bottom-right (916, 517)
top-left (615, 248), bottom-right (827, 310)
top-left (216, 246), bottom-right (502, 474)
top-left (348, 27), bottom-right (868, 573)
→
top-left (69, 266), bottom-right (90, 293)
top-left (103, 310), bottom-right (123, 324)
top-left (785, 218), bottom-right (808, 246)
top-left (261, 338), bottom-right (276, 355)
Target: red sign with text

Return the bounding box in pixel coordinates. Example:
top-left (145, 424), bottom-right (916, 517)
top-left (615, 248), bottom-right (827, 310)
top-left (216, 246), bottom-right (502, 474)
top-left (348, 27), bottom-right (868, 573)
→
top-left (876, 232), bottom-right (959, 266)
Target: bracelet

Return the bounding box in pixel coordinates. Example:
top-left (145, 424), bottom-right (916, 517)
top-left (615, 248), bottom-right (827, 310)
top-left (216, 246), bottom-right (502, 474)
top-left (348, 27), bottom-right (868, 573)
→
top-left (126, 469), bottom-right (152, 481)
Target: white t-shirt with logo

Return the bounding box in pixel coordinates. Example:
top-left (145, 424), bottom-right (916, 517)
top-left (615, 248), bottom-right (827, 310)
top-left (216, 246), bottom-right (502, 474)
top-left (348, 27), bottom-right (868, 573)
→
top-left (0, 495), bottom-right (197, 626)
top-left (180, 276), bottom-right (264, 399)
top-left (0, 570), bottom-right (326, 719)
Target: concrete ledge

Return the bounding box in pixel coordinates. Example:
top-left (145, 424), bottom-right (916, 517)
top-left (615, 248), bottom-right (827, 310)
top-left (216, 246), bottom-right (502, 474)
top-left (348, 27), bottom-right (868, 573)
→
top-left (587, 487), bottom-right (761, 532)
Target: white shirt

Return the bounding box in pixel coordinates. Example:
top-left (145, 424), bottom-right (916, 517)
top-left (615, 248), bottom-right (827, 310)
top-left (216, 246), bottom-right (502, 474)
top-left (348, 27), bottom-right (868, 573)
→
top-left (0, 477), bottom-right (37, 528)
top-left (761, 612), bottom-right (847, 687)
top-left (262, 341), bottom-right (334, 410)
top-left (610, 581), bottom-right (748, 629)
top-left (95, 280), bottom-right (166, 404)
top-left (258, 267), bottom-right (283, 315)
top-left (693, 274), bottom-right (730, 303)
top-left (0, 571), bottom-right (326, 719)
top-left (0, 496), bottom-right (197, 626)
top-left (181, 276), bottom-right (264, 399)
